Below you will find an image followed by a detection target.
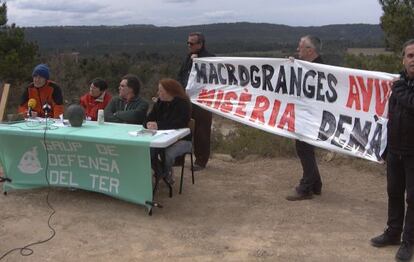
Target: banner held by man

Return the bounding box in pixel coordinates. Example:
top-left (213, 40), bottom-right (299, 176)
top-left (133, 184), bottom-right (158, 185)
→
top-left (186, 57), bottom-right (397, 163)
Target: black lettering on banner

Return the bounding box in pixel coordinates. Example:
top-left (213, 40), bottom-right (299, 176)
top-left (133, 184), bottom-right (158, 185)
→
top-left (209, 63), bottom-right (219, 84)
top-left (218, 63), bottom-right (227, 84)
top-left (194, 61), bottom-right (338, 105)
top-left (347, 118), bottom-right (371, 153)
top-left (317, 110), bottom-right (383, 161)
top-left (194, 63), bottom-right (208, 84)
top-left (326, 74), bottom-right (338, 102)
top-left (251, 65), bottom-right (261, 89)
top-left (367, 124), bottom-right (382, 160)
top-left (316, 71), bottom-right (326, 101)
top-left (275, 66), bottom-right (288, 94)
top-left (290, 67), bottom-right (302, 96)
top-left (331, 115), bottom-right (352, 147)
top-left (303, 70), bottom-right (316, 98)
top-left (317, 110), bottom-right (336, 141)
top-left (238, 65), bottom-right (250, 87)
top-left (225, 64), bottom-right (238, 85)
top-left (262, 64), bottom-right (274, 91)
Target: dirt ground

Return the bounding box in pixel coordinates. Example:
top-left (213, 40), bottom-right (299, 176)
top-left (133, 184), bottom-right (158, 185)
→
top-left (0, 154), bottom-right (399, 262)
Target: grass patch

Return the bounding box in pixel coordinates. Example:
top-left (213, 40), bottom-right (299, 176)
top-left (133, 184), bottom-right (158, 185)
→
top-left (212, 124), bottom-right (296, 159)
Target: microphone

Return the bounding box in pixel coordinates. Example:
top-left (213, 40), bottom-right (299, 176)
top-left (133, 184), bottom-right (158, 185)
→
top-left (152, 97), bottom-right (158, 102)
top-left (27, 98), bottom-right (37, 117)
top-left (42, 103), bottom-right (52, 117)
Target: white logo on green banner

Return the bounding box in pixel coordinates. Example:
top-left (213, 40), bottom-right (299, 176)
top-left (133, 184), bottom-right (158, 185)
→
top-left (18, 147), bottom-right (42, 174)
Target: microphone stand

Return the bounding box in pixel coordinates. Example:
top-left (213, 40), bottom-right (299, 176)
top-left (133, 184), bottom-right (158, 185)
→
top-left (42, 103), bottom-right (52, 129)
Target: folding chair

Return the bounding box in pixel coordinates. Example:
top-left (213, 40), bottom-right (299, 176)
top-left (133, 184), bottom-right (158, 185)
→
top-left (175, 118), bottom-right (195, 194)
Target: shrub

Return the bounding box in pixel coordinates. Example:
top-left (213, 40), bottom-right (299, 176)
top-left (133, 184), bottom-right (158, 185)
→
top-left (212, 123), bottom-right (296, 159)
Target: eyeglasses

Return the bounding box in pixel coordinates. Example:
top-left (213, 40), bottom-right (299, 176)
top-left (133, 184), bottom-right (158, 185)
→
top-left (187, 41), bottom-right (199, 46)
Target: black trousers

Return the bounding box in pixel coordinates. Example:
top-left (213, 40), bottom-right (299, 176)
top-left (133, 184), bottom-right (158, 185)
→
top-left (191, 104), bottom-right (212, 167)
top-left (387, 152), bottom-right (414, 242)
top-left (295, 140), bottom-right (321, 194)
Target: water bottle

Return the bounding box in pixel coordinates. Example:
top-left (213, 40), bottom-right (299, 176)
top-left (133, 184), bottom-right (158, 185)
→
top-left (97, 109), bottom-right (104, 124)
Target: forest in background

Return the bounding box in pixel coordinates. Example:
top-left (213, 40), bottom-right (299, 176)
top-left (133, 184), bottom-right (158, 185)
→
top-left (24, 23), bottom-right (384, 57)
top-left (4, 22), bottom-right (389, 113)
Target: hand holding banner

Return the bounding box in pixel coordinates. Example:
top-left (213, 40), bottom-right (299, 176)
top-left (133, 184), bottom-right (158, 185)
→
top-left (186, 57), bottom-right (397, 162)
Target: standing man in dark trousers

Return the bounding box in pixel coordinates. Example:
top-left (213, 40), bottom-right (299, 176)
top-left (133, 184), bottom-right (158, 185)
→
top-left (178, 32), bottom-right (214, 171)
top-left (286, 35), bottom-right (323, 201)
top-left (371, 39), bottom-right (414, 262)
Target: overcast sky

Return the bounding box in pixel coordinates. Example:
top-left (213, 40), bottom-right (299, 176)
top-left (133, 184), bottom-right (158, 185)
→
top-left (5, 0), bottom-right (383, 27)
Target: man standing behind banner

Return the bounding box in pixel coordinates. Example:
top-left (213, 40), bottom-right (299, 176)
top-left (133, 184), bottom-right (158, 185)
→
top-left (104, 74), bottom-right (148, 124)
top-left (371, 39), bottom-right (414, 262)
top-left (286, 35), bottom-right (323, 201)
top-left (18, 64), bottom-right (64, 119)
top-left (178, 32), bottom-right (214, 171)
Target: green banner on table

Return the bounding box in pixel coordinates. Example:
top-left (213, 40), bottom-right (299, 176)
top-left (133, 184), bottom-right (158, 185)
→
top-left (0, 122), bottom-right (153, 207)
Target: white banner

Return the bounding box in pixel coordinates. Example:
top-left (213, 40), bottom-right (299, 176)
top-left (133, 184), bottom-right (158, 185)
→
top-left (186, 57), bottom-right (398, 163)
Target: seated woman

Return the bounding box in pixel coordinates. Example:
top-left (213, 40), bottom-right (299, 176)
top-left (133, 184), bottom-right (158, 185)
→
top-left (145, 78), bottom-right (192, 184)
top-left (80, 78), bottom-right (112, 121)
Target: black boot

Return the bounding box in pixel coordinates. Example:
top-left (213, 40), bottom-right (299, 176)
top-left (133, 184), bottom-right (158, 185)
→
top-left (396, 241), bottom-right (413, 261)
top-left (370, 230), bottom-right (401, 247)
top-left (313, 182), bottom-right (322, 195)
top-left (286, 189), bottom-right (313, 201)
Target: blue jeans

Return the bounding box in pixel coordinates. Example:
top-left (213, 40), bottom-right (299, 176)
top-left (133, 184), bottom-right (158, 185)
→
top-left (151, 140), bottom-right (192, 178)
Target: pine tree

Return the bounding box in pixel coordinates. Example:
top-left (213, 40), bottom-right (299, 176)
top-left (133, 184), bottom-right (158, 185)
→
top-left (378, 0), bottom-right (414, 53)
top-left (0, 1), bottom-right (37, 83)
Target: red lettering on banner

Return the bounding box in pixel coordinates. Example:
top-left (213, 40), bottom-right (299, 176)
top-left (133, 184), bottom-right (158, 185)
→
top-left (235, 91), bottom-right (252, 118)
top-left (249, 96), bottom-right (270, 124)
top-left (268, 100), bottom-right (281, 127)
top-left (220, 92), bottom-right (238, 113)
top-left (213, 90), bottom-right (224, 109)
top-left (359, 76), bottom-right (373, 112)
top-left (278, 103), bottom-right (295, 132)
top-left (197, 88), bottom-right (215, 106)
top-left (375, 79), bottom-right (392, 117)
top-left (346, 75), bottom-right (392, 116)
top-left (197, 88), bottom-right (295, 132)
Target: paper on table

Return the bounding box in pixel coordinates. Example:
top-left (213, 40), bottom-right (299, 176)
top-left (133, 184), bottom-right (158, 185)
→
top-left (155, 130), bottom-right (174, 135)
top-left (128, 129), bottom-right (175, 136)
top-left (52, 120), bottom-right (69, 127)
top-left (128, 129), bottom-right (156, 136)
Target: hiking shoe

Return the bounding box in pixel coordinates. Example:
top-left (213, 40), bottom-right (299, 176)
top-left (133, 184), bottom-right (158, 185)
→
top-left (286, 190), bottom-right (313, 201)
top-left (370, 232), bottom-right (401, 247)
top-left (313, 183), bottom-right (322, 195)
top-left (396, 241), bottom-right (413, 261)
top-left (165, 169), bottom-right (175, 185)
top-left (192, 164), bottom-right (205, 172)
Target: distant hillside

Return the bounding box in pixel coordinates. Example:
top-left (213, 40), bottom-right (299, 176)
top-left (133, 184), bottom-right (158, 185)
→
top-left (23, 22), bottom-right (384, 56)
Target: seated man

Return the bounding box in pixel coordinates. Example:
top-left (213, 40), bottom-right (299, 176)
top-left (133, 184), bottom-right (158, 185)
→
top-left (145, 78), bottom-right (192, 184)
top-left (80, 78), bottom-right (112, 121)
top-left (18, 64), bottom-right (64, 118)
top-left (104, 74), bottom-right (148, 124)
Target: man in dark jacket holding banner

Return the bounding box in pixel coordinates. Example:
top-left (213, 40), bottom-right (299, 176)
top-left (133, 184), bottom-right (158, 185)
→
top-left (286, 35), bottom-right (323, 201)
top-left (371, 39), bottom-right (414, 262)
top-left (178, 32), bottom-right (214, 171)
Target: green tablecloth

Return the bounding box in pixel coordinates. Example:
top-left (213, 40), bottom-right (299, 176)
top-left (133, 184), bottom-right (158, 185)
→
top-left (0, 120), bottom-right (155, 208)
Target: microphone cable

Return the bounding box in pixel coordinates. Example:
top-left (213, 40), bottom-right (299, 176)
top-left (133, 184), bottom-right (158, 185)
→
top-left (0, 117), bottom-right (57, 261)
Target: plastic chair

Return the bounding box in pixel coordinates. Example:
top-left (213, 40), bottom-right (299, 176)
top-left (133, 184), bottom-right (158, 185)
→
top-left (175, 118), bottom-right (195, 194)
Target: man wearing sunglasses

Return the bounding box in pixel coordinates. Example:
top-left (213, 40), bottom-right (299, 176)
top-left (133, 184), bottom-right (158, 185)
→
top-left (178, 32), bottom-right (214, 171)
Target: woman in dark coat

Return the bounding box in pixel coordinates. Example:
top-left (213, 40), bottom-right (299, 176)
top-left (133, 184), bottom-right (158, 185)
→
top-left (145, 78), bottom-right (192, 184)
